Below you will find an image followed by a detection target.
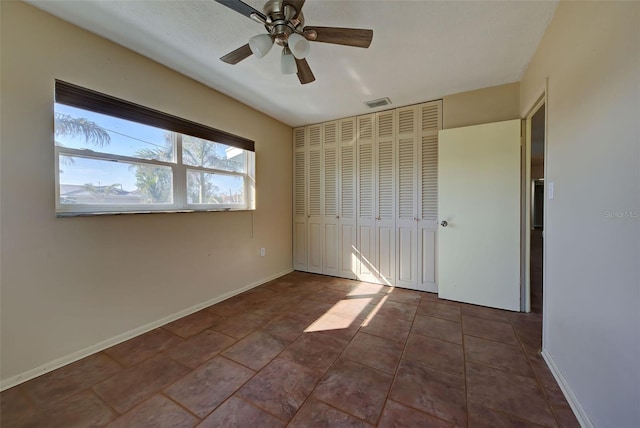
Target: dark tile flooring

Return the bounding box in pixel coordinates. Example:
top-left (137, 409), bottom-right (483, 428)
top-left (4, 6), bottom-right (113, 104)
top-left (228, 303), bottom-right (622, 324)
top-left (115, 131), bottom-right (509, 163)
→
top-left (0, 272), bottom-right (579, 427)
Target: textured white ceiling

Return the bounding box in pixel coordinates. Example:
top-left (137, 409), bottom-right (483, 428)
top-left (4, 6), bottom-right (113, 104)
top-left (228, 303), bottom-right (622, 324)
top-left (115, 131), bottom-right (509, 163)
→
top-left (28, 0), bottom-right (557, 127)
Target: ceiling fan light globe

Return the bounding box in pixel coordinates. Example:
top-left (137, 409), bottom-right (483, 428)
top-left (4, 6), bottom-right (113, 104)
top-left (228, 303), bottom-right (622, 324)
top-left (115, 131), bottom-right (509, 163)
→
top-left (288, 33), bottom-right (310, 59)
top-left (281, 48), bottom-right (297, 74)
top-left (249, 34), bottom-right (273, 58)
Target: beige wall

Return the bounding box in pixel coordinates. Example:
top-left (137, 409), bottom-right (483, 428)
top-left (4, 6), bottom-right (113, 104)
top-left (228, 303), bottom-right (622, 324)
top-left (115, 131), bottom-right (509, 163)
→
top-left (0, 1), bottom-right (292, 384)
top-left (521, 2), bottom-right (639, 426)
top-left (442, 82), bottom-right (520, 129)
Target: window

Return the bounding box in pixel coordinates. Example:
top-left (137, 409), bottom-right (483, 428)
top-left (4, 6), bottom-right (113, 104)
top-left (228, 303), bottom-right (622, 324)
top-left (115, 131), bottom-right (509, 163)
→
top-left (54, 81), bottom-right (255, 216)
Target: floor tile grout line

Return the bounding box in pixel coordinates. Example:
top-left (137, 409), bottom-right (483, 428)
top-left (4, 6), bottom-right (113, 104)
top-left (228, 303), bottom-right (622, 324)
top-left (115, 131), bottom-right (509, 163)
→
top-left (461, 331), bottom-right (523, 347)
top-left (461, 310), bottom-right (470, 428)
top-left (285, 276), bottom-right (401, 426)
top-left (367, 292), bottom-right (467, 427)
top-left (285, 285), bottom-right (370, 424)
top-left (507, 315), bottom-right (563, 428)
top-left (375, 293), bottom-right (423, 427)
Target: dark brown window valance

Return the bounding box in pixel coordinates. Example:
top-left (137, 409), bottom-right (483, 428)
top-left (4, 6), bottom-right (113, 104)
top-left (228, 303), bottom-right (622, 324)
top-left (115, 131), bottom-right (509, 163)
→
top-left (55, 80), bottom-right (255, 152)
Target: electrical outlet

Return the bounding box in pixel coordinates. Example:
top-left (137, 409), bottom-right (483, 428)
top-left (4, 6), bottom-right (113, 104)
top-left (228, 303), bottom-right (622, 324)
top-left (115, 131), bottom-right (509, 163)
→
top-left (260, 247), bottom-right (266, 257)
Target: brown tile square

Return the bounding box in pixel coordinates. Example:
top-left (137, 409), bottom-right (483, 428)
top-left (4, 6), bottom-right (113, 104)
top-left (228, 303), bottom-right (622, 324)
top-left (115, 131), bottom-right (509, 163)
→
top-left (378, 400), bottom-right (453, 428)
top-left (279, 332), bottom-right (346, 372)
top-left (324, 278), bottom-right (359, 292)
top-left (238, 287), bottom-right (280, 304)
top-left (528, 353), bottom-right (567, 405)
top-left (162, 309), bottom-right (224, 338)
top-left (467, 403), bottom-right (544, 427)
top-left (289, 398), bottom-right (372, 427)
top-left (389, 359), bottom-right (466, 426)
top-left (210, 312), bottom-right (273, 339)
top-left (464, 335), bottom-right (534, 378)
top-left (552, 405), bottom-right (580, 428)
top-left (373, 299), bottom-right (418, 321)
top-left (403, 333), bottom-right (464, 375)
top-left (510, 316), bottom-right (543, 356)
top-left (417, 301), bottom-right (461, 322)
top-left (198, 396), bottom-right (284, 428)
top-left (383, 287), bottom-right (422, 306)
top-left (27, 390), bottom-right (116, 428)
top-left (412, 314), bottom-right (462, 344)
top-left (0, 387), bottom-right (35, 427)
top-left (250, 297), bottom-right (294, 318)
top-left (466, 362), bottom-right (555, 427)
top-left (309, 287), bottom-right (350, 303)
top-left (313, 359), bottom-right (393, 424)
top-left (106, 394), bottom-right (198, 428)
top-left (237, 357), bottom-right (321, 421)
top-left (104, 328), bottom-right (182, 367)
top-left (462, 316), bottom-right (519, 345)
top-left (421, 291), bottom-right (440, 302)
top-left (93, 354), bottom-right (189, 413)
top-left (326, 298), bottom-right (377, 321)
top-left (260, 313), bottom-right (309, 341)
top-left (206, 296), bottom-right (252, 317)
top-left (360, 314), bottom-right (412, 343)
top-left (311, 312), bottom-right (363, 342)
top-left (164, 356), bottom-right (254, 418)
top-left (262, 277), bottom-right (298, 292)
top-left (342, 332), bottom-right (403, 374)
top-left (286, 300), bottom-right (334, 323)
top-left (347, 282), bottom-right (387, 297)
top-left (460, 303), bottom-right (511, 323)
top-left (163, 329), bottom-right (236, 368)
top-left (221, 331), bottom-right (290, 371)
top-left (22, 353), bottom-right (122, 408)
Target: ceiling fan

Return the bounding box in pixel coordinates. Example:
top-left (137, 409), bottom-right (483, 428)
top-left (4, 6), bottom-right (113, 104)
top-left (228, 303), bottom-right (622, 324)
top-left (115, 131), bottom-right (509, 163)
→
top-left (215, 0), bottom-right (373, 84)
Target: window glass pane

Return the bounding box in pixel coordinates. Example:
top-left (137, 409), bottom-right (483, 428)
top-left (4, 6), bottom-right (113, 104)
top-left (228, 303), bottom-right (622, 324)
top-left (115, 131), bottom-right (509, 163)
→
top-left (59, 155), bottom-right (173, 205)
top-left (55, 104), bottom-right (175, 162)
top-left (182, 135), bottom-right (246, 172)
top-left (186, 170), bottom-right (244, 205)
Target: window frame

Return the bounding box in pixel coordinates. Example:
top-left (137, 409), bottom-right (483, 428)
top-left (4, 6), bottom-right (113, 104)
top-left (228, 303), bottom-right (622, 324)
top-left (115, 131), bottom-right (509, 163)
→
top-left (54, 81), bottom-right (255, 216)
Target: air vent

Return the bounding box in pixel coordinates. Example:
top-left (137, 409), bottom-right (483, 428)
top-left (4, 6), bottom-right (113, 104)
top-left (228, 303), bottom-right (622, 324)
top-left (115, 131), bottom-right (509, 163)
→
top-left (364, 97), bottom-right (391, 109)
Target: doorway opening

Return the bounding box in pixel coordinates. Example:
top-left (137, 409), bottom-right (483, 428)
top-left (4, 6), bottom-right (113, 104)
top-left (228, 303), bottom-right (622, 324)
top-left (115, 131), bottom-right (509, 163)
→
top-left (529, 104), bottom-right (545, 314)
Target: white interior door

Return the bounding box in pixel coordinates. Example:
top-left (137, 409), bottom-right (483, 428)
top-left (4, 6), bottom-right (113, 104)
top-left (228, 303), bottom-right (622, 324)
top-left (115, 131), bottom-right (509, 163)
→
top-left (438, 119), bottom-right (521, 311)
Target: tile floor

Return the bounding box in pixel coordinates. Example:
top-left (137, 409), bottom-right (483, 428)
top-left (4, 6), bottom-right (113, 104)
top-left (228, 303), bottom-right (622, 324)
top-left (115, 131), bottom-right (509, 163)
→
top-left (0, 271), bottom-right (579, 427)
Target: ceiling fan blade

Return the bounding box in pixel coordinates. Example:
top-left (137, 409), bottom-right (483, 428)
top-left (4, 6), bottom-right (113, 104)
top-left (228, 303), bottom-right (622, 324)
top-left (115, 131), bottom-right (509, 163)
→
top-left (303, 26), bottom-right (373, 48)
top-left (220, 44), bottom-right (253, 64)
top-left (295, 58), bottom-right (315, 84)
top-left (214, 0), bottom-right (267, 22)
top-left (283, 0), bottom-right (305, 19)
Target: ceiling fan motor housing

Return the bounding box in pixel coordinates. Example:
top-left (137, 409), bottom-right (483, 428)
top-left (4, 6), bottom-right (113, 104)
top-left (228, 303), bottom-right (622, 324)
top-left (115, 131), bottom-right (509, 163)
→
top-left (263, 0), bottom-right (304, 46)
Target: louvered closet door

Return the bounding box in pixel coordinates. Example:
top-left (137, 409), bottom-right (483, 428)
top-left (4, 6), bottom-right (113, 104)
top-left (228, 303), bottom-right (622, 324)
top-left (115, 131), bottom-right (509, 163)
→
top-left (307, 124), bottom-right (323, 274)
top-left (417, 101), bottom-right (442, 292)
top-left (322, 121), bottom-right (339, 277)
top-left (293, 127), bottom-right (307, 271)
top-left (356, 114), bottom-right (378, 283)
top-left (375, 110), bottom-right (396, 285)
top-left (395, 107), bottom-right (418, 289)
top-left (339, 118), bottom-right (357, 279)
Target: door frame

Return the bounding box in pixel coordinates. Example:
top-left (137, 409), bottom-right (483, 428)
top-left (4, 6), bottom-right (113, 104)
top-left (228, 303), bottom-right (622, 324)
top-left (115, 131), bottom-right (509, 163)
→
top-left (521, 83), bottom-right (548, 316)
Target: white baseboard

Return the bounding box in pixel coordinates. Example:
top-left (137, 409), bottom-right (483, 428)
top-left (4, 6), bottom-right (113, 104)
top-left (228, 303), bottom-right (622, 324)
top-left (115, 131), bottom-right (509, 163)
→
top-left (0, 268), bottom-right (293, 391)
top-left (541, 349), bottom-right (593, 428)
